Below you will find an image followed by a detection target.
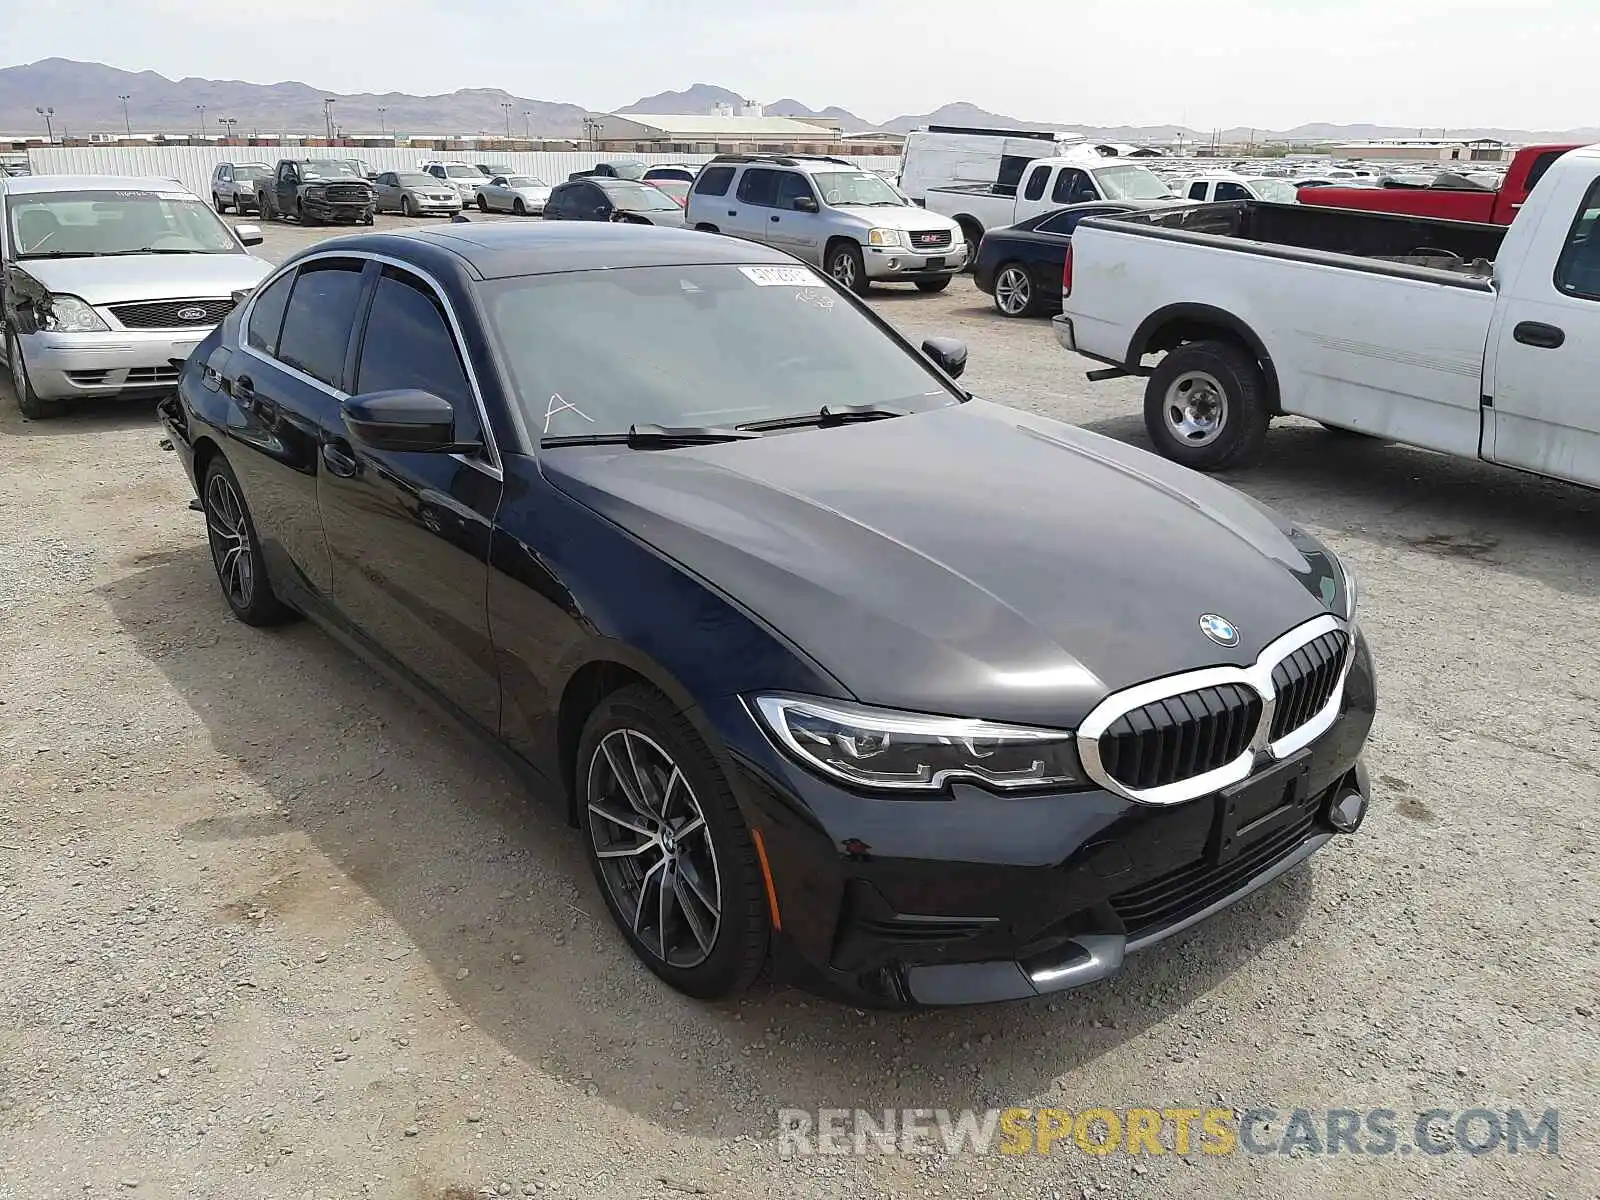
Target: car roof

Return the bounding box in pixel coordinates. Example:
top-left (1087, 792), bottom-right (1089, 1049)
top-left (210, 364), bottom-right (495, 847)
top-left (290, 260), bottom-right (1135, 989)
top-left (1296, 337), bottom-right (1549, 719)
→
top-left (0, 174), bottom-right (196, 195)
top-left (307, 222), bottom-right (795, 280)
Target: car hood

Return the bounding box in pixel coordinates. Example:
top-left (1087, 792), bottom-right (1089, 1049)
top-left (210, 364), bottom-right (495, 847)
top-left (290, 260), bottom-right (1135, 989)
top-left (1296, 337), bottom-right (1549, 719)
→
top-left (16, 253), bottom-right (273, 305)
top-left (832, 205), bottom-right (962, 233)
top-left (514, 186), bottom-right (552, 199)
top-left (540, 401), bottom-right (1346, 727)
top-left (632, 208), bottom-right (687, 227)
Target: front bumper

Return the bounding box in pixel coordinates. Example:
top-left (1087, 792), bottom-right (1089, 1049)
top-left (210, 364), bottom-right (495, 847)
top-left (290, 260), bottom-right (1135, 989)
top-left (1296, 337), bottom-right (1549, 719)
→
top-left (20, 329), bottom-right (214, 400)
top-left (302, 198), bottom-right (374, 222)
top-left (864, 240), bottom-right (968, 280)
top-left (712, 631), bottom-right (1377, 1007)
top-left (411, 197), bottom-right (463, 213)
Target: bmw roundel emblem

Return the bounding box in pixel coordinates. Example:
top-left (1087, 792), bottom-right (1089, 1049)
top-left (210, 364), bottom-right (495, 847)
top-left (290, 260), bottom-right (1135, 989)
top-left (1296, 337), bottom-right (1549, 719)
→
top-left (1198, 613), bottom-right (1240, 647)
top-left (177, 306), bottom-right (208, 321)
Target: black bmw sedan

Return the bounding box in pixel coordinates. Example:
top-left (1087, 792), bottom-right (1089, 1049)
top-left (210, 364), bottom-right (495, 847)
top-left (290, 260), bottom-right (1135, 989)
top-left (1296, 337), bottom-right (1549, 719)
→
top-left (162, 223), bottom-right (1375, 1008)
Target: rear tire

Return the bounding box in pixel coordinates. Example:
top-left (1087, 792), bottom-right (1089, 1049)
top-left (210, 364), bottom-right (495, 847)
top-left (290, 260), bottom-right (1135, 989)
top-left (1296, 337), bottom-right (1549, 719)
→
top-left (992, 262), bottom-right (1037, 317)
top-left (1143, 340), bottom-right (1270, 471)
top-left (577, 684), bottom-right (769, 1000)
top-left (827, 241), bottom-right (870, 296)
top-left (916, 278), bottom-right (951, 293)
top-left (956, 219), bottom-right (982, 272)
top-left (201, 455), bottom-right (295, 627)
top-left (7, 328), bottom-right (64, 420)
top-left (256, 193), bottom-right (275, 221)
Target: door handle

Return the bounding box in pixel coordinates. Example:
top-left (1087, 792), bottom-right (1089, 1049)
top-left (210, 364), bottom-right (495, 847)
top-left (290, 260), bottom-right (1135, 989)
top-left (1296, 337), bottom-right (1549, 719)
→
top-left (727, 210), bottom-right (737, 217)
top-left (1513, 321), bottom-right (1565, 349)
top-left (770, 215), bottom-right (781, 222)
top-left (321, 442), bottom-right (359, 478)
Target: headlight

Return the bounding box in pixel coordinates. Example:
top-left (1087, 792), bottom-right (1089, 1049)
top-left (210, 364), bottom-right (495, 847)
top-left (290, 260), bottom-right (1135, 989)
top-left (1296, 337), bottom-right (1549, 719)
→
top-left (751, 695), bottom-right (1085, 792)
top-left (1339, 558), bottom-right (1359, 620)
top-left (305, 185), bottom-right (326, 196)
top-left (867, 227), bottom-right (905, 248)
top-left (42, 295), bottom-right (108, 333)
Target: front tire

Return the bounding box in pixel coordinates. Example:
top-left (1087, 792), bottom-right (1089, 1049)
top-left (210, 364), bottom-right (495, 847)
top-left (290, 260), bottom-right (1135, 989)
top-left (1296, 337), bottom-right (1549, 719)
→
top-left (827, 241), bottom-right (870, 296)
top-left (202, 456), bottom-right (294, 626)
top-left (513, 198), bottom-right (526, 216)
top-left (1143, 340), bottom-right (1270, 471)
top-left (578, 684), bottom-right (768, 1000)
top-left (992, 262), bottom-right (1036, 316)
top-left (213, 192), bottom-right (229, 214)
top-left (401, 195), bottom-right (415, 218)
top-left (916, 278), bottom-right (951, 293)
top-left (477, 194), bottom-right (489, 212)
top-left (7, 328), bottom-right (64, 419)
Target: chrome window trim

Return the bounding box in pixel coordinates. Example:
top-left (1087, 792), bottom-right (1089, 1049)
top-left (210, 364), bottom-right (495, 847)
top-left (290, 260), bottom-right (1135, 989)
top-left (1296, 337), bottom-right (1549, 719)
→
top-left (1076, 614), bottom-right (1355, 807)
top-left (237, 248), bottom-right (504, 481)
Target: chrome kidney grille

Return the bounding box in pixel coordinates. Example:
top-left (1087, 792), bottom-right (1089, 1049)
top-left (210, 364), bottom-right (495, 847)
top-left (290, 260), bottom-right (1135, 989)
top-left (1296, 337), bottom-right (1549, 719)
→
top-left (1077, 615), bottom-right (1355, 806)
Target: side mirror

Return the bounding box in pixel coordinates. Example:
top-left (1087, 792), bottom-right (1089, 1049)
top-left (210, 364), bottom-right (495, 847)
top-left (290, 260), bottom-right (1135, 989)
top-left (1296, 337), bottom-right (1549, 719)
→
top-left (793, 196), bottom-right (820, 214)
top-left (341, 389), bottom-right (475, 453)
top-left (234, 223), bottom-right (263, 246)
top-left (922, 336), bottom-right (968, 379)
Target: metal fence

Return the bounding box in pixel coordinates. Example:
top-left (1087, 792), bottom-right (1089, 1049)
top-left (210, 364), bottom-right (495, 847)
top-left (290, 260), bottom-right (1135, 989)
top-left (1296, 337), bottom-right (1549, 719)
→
top-left (23, 146), bottom-right (897, 200)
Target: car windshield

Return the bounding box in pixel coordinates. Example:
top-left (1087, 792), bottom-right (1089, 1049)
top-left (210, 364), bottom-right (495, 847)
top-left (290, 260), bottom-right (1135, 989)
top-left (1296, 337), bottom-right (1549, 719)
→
top-left (7, 189), bottom-right (242, 258)
top-left (445, 165), bottom-right (480, 179)
top-left (1095, 164), bottom-right (1178, 201)
top-left (395, 173), bottom-right (435, 187)
top-left (1245, 178), bottom-right (1300, 203)
top-left (299, 160), bottom-right (363, 180)
top-left (605, 183), bottom-right (681, 212)
top-left (485, 264), bottom-right (960, 441)
top-left (234, 166), bottom-right (270, 182)
top-left (811, 171), bottom-right (904, 207)
top-left (507, 177), bottom-right (542, 188)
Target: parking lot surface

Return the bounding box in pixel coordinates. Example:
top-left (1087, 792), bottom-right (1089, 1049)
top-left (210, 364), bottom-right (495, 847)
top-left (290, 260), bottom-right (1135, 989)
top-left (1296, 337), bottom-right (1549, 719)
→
top-left (1, 213), bottom-right (1596, 1200)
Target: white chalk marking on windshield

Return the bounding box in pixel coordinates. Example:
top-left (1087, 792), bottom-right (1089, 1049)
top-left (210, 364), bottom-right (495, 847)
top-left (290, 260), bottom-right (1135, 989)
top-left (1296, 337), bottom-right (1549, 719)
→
top-left (544, 392), bottom-right (595, 432)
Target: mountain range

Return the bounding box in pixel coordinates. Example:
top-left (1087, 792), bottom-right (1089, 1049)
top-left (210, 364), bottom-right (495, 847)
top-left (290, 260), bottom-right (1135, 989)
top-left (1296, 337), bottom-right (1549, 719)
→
top-left (6, 60), bottom-right (1600, 146)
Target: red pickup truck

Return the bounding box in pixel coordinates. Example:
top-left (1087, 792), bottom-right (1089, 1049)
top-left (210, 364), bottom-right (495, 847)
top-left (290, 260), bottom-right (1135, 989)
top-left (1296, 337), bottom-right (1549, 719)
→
top-left (1297, 144), bottom-right (1577, 225)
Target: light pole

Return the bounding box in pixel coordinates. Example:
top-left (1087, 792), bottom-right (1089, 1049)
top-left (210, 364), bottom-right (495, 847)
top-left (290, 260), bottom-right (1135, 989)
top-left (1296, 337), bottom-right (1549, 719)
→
top-left (378, 106), bottom-right (388, 137)
top-left (194, 104), bottom-right (206, 139)
top-left (522, 110), bottom-right (532, 140)
top-left (35, 106), bottom-right (55, 142)
top-left (323, 97), bottom-right (336, 142)
top-left (218, 116), bottom-right (237, 142)
top-left (501, 101), bottom-right (512, 140)
top-left (118, 93), bottom-right (131, 138)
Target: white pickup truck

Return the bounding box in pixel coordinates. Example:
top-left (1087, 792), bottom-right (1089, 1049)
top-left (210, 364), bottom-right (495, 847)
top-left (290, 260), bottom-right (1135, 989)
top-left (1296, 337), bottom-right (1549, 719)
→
top-left (1054, 143), bottom-right (1600, 490)
top-left (926, 156), bottom-right (1181, 263)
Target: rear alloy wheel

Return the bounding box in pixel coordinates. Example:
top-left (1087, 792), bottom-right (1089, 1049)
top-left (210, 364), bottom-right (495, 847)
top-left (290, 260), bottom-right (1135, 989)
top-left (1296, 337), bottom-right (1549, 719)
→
top-left (828, 242), bottom-right (870, 296)
top-left (7, 328), bottom-right (64, 419)
top-left (578, 685), bottom-right (768, 999)
top-left (993, 263), bottom-right (1036, 317)
top-left (202, 457), bottom-right (294, 626)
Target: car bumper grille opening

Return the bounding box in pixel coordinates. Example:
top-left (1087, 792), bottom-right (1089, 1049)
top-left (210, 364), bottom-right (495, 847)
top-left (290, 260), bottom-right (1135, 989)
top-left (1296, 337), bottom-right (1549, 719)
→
top-left (1269, 630), bottom-right (1349, 741)
top-left (1098, 683), bottom-right (1262, 791)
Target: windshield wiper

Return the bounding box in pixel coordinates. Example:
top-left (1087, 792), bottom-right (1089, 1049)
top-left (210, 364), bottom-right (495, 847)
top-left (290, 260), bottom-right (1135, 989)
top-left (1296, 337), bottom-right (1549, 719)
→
top-left (541, 423), bottom-right (763, 449)
top-left (99, 247), bottom-right (208, 256)
top-left (18, 250), bottom-right (102, 259)
top-left (738, 403), bottom-right (907, 433)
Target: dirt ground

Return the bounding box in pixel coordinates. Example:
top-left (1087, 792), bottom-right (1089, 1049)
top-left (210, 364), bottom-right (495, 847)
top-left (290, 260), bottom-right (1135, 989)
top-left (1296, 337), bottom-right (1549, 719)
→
top-left (1, 214), bottom-right (1596, 1200)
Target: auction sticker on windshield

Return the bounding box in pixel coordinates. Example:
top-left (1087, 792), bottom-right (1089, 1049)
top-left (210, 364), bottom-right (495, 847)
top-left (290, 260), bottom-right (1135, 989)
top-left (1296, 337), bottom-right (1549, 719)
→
top-left (739, 266), bottom-right (825, 287)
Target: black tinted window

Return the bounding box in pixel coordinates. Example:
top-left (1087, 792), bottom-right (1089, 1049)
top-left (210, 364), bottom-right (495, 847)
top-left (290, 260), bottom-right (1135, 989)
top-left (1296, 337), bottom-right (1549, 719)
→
top-left (1052, 170), bottom-right (1094, 205)
top-left (694, 166), bottom-right (734, 197)
top-left (1036, 211), bottom-right (1093, 235)
top-left (1188, 181), bottom-right (1208, 200)
top-left (775, 172), bottom-right (815, 210)
top-left (1024, 166), bottom-right (1051, 202)
top-left (246, 271), bottom-right (294, 356)
top-left (1554, 179), bottom-right (1600, 302)
top-left (276, 260), bottom-right (365, 388)
top-left (1216, 181), bottom-right (1251, 202)
top-left (356, 270), bottom-right (476, 435)
top-left (737, 169), bottom-right (780, 207)
top-left (1527, 152), bottom-right (1564, 192)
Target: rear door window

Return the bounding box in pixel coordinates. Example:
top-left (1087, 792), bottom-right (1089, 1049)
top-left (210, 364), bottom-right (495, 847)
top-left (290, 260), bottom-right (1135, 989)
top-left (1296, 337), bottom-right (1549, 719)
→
top-left (246, 270), bottom-right (294, 356)
top-left (737, 169), bottom-right (780, 207)
top-left (275, 260), bottom-right (366, 389)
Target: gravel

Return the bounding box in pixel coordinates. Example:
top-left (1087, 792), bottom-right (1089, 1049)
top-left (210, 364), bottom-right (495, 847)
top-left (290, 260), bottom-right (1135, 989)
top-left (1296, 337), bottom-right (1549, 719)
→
top-left (0, 214), bottom-right (1595, 1199)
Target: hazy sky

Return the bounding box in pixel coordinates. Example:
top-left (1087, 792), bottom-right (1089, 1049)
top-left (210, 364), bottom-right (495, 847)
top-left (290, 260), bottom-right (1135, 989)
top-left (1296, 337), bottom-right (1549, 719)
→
top-left (3, 0), bottom-right (1594, 129)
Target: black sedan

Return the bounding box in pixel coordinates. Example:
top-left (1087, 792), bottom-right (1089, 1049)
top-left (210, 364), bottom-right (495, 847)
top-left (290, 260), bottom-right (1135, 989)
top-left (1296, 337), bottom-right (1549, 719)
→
top-left (162, 224), bottom-right (1375, 1008)
top-left (541, 178), bottom-right (686, 226)
top-left (974, 203), bottom-right (1138, 317)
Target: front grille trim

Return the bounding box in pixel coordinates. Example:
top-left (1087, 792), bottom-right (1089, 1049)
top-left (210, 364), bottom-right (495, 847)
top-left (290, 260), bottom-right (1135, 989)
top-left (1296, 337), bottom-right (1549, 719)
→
top-left (109, 297), bottom-right (234, 330)
top-left (1077, 614), bottom-right (1355, 807)
top-left (909, 228), bottom-right (953, 249)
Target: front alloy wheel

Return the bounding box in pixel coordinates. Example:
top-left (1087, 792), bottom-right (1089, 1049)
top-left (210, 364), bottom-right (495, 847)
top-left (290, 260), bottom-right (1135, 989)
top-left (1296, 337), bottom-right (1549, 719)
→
top-left (586, 728), bottom-right (722, 969)
top-left (577, 684), bottom-right (769, 999)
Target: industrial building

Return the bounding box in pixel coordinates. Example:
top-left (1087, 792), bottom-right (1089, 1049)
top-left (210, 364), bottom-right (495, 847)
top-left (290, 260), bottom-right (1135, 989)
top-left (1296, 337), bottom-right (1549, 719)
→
top-left (1330, 138), bottom-right (1512, 163)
